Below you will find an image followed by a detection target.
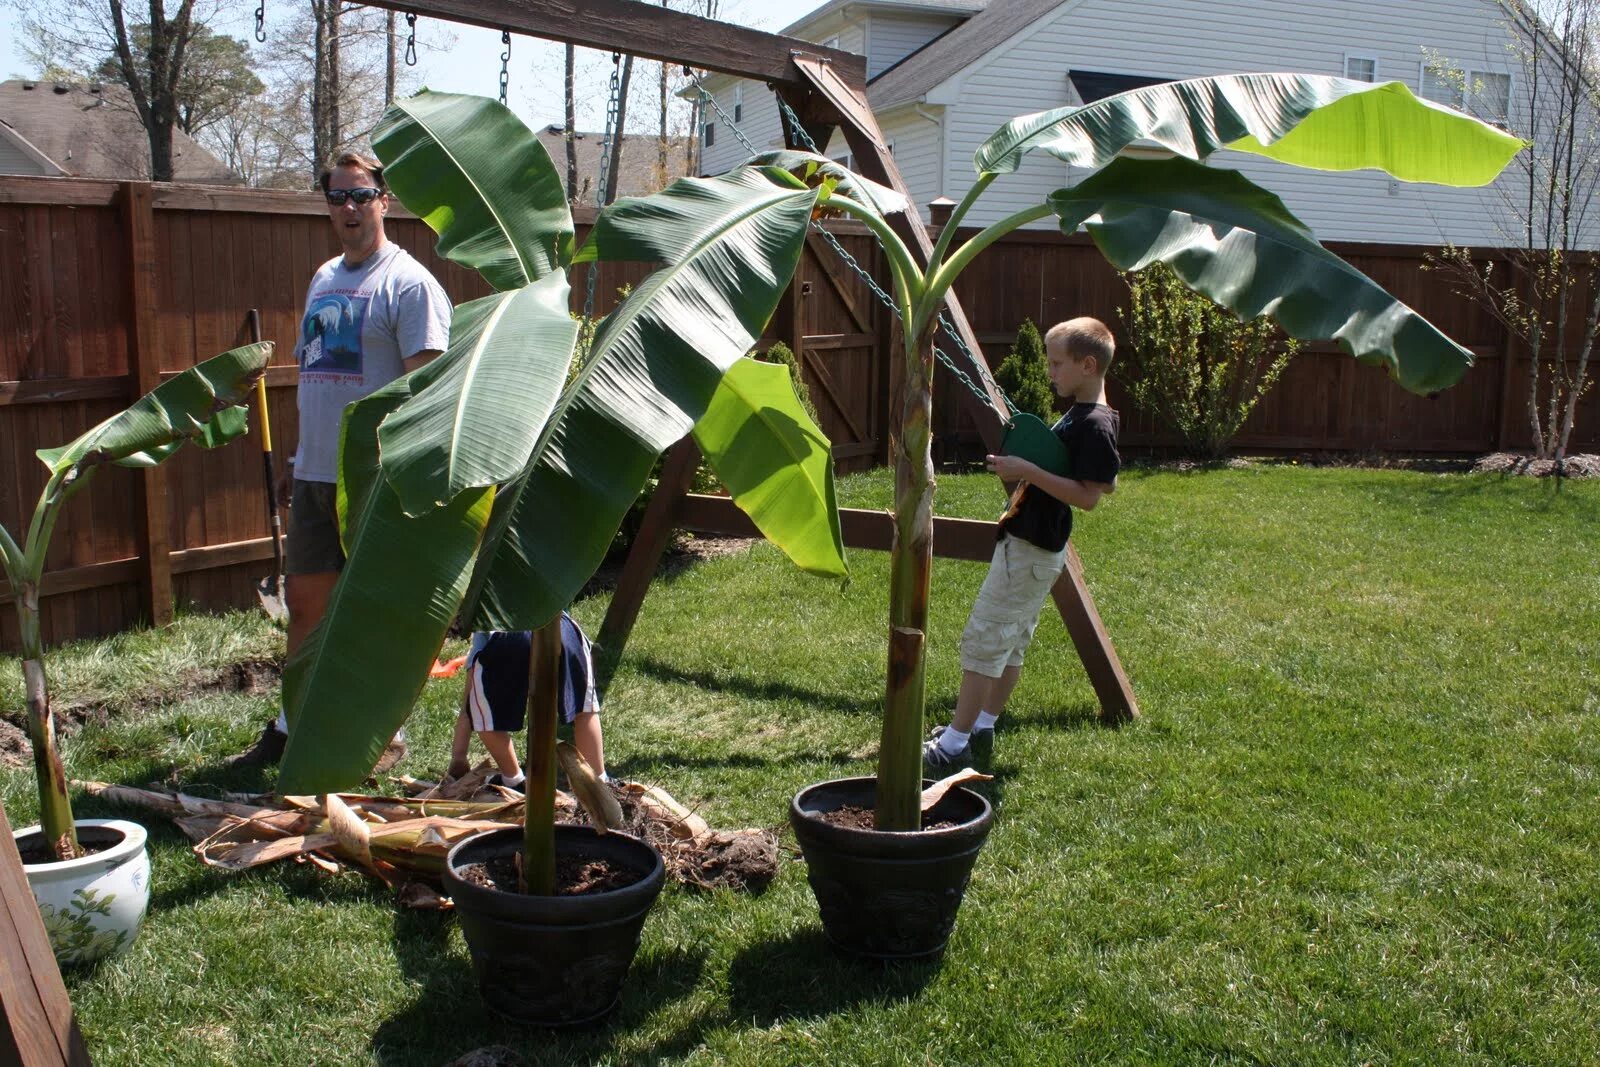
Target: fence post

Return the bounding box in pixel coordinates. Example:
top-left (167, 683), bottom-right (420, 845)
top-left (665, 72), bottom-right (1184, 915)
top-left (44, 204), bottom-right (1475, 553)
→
top-left (119, 181), bottom-right (173, 628)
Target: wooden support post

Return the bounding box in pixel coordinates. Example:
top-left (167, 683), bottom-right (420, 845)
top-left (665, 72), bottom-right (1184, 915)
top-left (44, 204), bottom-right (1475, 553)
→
top-left (119, 182), bottom-right (173, 629)
top-left (0, 804), bottom-right (93, 1066)
top-left (594, 437), bottom-right (704, 688)
top-left (1052, 546), bottom-right (1138, 723)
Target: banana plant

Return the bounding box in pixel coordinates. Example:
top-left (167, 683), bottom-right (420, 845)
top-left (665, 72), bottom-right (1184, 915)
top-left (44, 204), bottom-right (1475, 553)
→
top-left (2, 343), bottom-right (273, 860)
top-left (275, 93), bottom-right (855, 891)
top-left (810, 73), bottom-right (1525, 829)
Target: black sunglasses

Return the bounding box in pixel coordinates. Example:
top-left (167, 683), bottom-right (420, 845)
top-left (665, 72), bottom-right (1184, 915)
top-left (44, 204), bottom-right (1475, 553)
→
top-left (324, 187), bottom-right (384, 206)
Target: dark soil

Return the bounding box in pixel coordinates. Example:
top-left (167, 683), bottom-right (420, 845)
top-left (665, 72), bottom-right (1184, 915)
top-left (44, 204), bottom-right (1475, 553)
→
top-left (812, 804), bottom-right (957, 832)
top-left (16, 831), bottom-right (114, 865)
top-left (457, 851), bottom-right (645, 896)
top-left (565, 781), bottom-right (779, 892)
top-left (0, 656), bottom-right (281, 766)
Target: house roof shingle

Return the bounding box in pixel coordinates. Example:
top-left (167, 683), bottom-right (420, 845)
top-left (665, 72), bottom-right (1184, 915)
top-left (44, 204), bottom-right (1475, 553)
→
top-left (0, 79), bottom-right (236, 182)
top-left (534, 126), bottom-right (694, 202)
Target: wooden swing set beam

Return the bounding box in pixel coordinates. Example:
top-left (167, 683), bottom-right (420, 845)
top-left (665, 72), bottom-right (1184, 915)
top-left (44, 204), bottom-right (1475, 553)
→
top-left (349, 0), bottom-right (867, 89)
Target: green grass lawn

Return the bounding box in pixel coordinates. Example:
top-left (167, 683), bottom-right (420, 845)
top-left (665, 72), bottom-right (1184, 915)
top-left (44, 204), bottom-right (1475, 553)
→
top-left (3, 464), bottom-right (1598, 1065)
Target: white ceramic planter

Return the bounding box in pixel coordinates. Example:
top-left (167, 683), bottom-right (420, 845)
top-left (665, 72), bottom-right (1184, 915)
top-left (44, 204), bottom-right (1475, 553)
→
top-left (17, 818), bottom-right (151, 965)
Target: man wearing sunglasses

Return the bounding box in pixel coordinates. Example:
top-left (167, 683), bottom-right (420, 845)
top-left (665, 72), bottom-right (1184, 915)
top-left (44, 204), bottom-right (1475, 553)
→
top-left (230, 151), bottom-right (451, 772)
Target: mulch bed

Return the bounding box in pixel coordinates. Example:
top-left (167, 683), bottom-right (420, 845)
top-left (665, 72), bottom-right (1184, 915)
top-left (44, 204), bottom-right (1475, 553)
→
top-left (1471, 451), bottom-right (1600, 478)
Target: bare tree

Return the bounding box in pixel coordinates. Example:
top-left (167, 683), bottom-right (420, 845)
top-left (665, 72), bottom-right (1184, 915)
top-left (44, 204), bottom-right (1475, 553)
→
top-left (1433, 0), bottom-right (1600, 462)
top-left (13, 0), bottom-right (229, 180)
top-left (564, 43), bottom-right (578, 203)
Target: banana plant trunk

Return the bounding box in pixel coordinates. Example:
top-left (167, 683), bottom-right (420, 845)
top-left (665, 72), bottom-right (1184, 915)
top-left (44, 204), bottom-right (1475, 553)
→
top-left (878, 328), bottom-right (936, 831)
top-left (15, 581), bottom-right (78, 860)
top-left (521, 618), bottom-right (564, 894)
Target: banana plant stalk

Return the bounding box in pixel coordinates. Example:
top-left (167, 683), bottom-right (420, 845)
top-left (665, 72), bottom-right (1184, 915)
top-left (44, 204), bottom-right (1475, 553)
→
top-left (816, 73), bottom-right (1527, 831)
top-left (520, 618), bottom-right (564, 895)
top-left (1, 343), bottom-right (272, 860)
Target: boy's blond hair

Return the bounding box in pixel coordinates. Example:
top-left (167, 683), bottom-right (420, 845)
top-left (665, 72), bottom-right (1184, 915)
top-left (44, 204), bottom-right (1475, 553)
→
top-left (1045, 317), bottom-right (1115, 373)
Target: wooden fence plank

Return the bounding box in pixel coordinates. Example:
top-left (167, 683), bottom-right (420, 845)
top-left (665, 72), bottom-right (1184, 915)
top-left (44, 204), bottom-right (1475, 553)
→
top-left (119, 182), bottom-right (172, 629)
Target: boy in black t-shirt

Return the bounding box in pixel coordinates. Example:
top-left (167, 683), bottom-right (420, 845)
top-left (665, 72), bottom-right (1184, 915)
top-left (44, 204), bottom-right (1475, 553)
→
top-left (925, 318), bottom-right (1122, 773)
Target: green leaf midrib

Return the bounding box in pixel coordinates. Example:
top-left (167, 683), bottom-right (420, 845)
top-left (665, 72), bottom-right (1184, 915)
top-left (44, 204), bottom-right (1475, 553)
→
top-left (444, 290), bottom-right (520, 495)
top-left (527, 183), bottom-right (815, 471)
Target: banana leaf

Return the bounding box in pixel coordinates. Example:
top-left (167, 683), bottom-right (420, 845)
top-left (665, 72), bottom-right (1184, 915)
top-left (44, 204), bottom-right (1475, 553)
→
top-left (36, 342), bottom-right (273, 479)
top-left (691, 357), bottom-right (847, 579)
top-left (743, 150), bottom-right (908, 217)
top-left (1050, 156), bottom-right (1472, 394)
top-left (373, 90), bottom-right (574, 288)
top-left (976, 73), bottom-right (1525, 185)
top-left (378, 275), bottom-right (580, 516)
top-left (465, 167), bottom-right (820, 630)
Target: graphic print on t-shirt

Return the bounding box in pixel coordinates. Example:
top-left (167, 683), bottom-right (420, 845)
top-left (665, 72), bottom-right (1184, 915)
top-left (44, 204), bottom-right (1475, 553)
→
top-left (300, 292), bottom-right (370, 376)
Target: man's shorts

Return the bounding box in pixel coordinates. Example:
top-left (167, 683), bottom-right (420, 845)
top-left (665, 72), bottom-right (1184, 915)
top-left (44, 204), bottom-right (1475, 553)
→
top-left (464, 616), bottom-right (600, 733)
top-left (286, 479), bottom-right (345, 575)
top-left (959, 534), bottom-right (1067, 677)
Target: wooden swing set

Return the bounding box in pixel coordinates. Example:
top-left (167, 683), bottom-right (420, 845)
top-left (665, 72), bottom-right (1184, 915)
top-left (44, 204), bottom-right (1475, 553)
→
top-left (2, 4), bottom-right (1133, 1060)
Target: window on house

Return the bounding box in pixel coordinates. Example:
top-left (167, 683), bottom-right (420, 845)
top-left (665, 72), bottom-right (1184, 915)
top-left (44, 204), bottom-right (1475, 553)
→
top-left (831, 152), bottom-right (853, 169)
top-left (1421, 61), bottom-right (1511, 126)
top-left (822, 36), bottom-right (840, 50)
top-left (1470, 71), bottom-right (1511, 126)
top-left (1421, 63), bottom-right (1465, 109)
top-left (704, 121), bottom-right (716, 148)
top-left (1344, 55), bottom-right (1377, 82)
top-left (734, 85), bottom-right (743, 124)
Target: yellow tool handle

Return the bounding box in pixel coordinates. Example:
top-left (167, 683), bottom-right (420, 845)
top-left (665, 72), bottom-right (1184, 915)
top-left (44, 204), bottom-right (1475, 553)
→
top-left (256, 376), bottom-right (274, 454)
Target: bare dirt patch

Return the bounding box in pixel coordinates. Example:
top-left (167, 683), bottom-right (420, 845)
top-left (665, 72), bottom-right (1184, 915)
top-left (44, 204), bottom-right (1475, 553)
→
top-left (579, 534), bottom-right (756, 599)
top-left (0, 657), bottom-right (282, 766)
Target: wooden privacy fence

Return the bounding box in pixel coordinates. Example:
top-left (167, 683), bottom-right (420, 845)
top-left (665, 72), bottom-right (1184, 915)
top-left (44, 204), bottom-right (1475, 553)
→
top-left (1, 175), bottom-right (1594, 649)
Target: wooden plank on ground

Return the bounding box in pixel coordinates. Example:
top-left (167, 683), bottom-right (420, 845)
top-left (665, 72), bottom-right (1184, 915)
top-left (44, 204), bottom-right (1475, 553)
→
top-left (0, 803), bottom-right (93, 1066)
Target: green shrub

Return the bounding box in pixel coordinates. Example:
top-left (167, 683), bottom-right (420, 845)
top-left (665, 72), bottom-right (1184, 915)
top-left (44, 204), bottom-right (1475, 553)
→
top-left (1118, 263), bottom-right (1299, 459)
top-left (756, 341), bottom-right (820, 426)
top-left (994, 319), bottom-right (1057, 421)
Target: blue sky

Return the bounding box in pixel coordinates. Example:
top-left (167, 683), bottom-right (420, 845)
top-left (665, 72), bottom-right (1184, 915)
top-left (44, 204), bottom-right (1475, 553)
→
top-left (0, 0), bottom-right (829, 135)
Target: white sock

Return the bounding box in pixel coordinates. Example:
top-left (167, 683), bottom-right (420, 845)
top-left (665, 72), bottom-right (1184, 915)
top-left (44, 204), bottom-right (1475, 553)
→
top-left (274, 711), bottom-right (289, 735)
top-left (600, 772), bottom-right (612, 784)
top-left (500, 771), bottom-right (525, 788)
top-left (937, 726), bottom-right (970, 755)
top-left (975, 711), bottom-right (999, 731)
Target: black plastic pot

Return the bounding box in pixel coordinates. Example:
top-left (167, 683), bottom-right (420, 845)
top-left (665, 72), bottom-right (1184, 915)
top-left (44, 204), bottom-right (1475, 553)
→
top-left (789, 776), bottom-right (994, 960)
top-left (442, 825), bottom-right (665, 1026)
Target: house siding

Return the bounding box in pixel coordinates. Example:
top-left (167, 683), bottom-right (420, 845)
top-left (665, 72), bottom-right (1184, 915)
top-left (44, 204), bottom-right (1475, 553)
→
top-left (936, 0), bottom-right (1571, 246)
top-left (0, 138), bottom-right (50, 175)
top-left (864, 12), bottom-right (965, 78)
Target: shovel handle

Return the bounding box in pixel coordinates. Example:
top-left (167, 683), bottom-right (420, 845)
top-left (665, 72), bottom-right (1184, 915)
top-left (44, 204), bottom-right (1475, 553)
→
top-left (249, 309), bottom-right (287, 588)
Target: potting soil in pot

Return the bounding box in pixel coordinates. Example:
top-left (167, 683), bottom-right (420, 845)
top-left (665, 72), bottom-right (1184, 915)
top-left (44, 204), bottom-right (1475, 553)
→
top-left (457, 849), bottom-right (646, 895)
top-left (812, 805), bottom-right (959, 832)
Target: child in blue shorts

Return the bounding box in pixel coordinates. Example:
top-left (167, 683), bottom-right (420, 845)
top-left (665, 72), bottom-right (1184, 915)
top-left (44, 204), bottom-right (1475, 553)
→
top-left (446, 611), bottom-right (607, 790)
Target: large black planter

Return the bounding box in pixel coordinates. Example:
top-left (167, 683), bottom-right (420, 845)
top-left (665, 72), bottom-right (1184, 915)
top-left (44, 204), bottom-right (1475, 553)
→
top-left (789, 776), bottom-right (994, 960)
top-left (443, 825), bottom-right (665, 1026)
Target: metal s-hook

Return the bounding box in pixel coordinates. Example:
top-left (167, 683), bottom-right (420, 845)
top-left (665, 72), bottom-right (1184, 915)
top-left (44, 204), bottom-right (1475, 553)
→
top-left (404, 12), bottom-right (418, 67)
top-left (499, 30), bottom-right (511, 106)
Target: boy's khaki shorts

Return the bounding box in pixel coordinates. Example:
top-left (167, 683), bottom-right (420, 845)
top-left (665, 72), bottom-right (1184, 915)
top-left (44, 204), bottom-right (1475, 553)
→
top-left (959, 534), bottom-right (1066, 677)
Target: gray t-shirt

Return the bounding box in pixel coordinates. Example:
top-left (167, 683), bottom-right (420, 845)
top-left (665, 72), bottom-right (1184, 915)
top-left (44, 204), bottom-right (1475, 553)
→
top-left (293, 242), bottom-right (451, 483)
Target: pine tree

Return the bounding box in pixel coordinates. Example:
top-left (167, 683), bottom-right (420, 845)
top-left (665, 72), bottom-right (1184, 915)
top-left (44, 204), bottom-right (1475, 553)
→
top-left (995, 319), bottom-right (1056, 421)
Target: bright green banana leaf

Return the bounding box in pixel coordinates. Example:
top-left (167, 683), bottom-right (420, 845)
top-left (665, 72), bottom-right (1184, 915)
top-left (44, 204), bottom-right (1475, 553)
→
top-left (1051, 155), bottom-right (1471, 394)
top-left (976, 73), bottom-right (1524, 185)
top-left (37, 342), bottom-right (273, 478)
top-left (378, 274), bottom-right (580, 516)
top-left (467, 167), bottom-right (820, 630)
top-left (279, 367), bottom-right (494, 793)
top-left (692, 357), bottom-right (847, 579)
top-left (373, 90), bottom-right (574, 288)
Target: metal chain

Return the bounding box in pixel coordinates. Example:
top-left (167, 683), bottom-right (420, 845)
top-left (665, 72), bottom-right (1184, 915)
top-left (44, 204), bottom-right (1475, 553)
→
top-left (253, 1), bottom-right (266, 43)
top-left (774, 98), bottom-right (1015, 417)
top-left (403, 12), bottom-right (418, 67)
top-left (498, 31), bottom-right (511, 107)
top-left (584, 52), bottom-right (626, 321)
top-left (686, 67), bottom-right (760, 156)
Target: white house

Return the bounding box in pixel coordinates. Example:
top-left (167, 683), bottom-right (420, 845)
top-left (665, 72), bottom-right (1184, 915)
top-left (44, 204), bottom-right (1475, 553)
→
top-left (695, 0), bottom-right (1574, 248)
